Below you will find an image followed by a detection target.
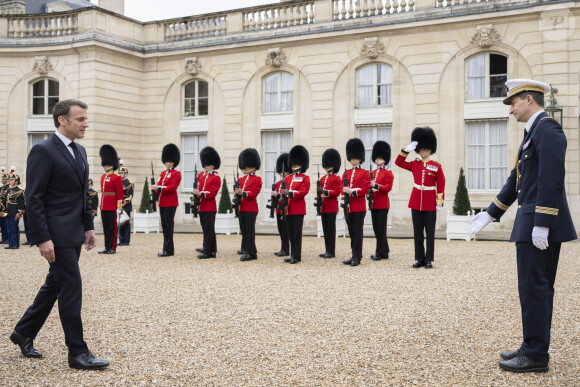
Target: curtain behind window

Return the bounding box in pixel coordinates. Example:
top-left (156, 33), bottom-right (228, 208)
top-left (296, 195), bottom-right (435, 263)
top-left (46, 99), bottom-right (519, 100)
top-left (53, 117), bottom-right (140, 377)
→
top-left (467, 55), bottom-right (485, 100)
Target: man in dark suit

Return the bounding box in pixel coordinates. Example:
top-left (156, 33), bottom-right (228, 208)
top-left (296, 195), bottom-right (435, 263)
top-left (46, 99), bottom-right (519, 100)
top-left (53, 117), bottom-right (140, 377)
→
top-left (10, 99), bottom-right (109, 370)
top-left (469, 79), bottom-right (577, 373)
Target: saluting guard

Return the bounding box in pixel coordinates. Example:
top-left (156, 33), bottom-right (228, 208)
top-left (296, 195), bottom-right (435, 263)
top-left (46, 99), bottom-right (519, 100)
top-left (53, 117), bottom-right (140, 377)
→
top-left (235, 148), bottom-right (262, 261)
top-left (88, 178), bottom-right (99, 218)
top-left (4, 173), bottom-right (25, 249)
top-left (153, 143), bottom-right (182, 257)
top-left (395, 127), bottom-right (445, 269)
top-left (342, 139), bottom-right (371, 267)
top-left (272, 153), bottom-right (290, 257)
top-left (370, 141), bottom-right (394, 260)
top-left (194, 146), bottom-right (222, 259)
top-left (98, 145), bottom-right (124, 255)
top-left (318, 148), bottom-right (342, 259)
top-left (118, 162), bottom-right (134, 246)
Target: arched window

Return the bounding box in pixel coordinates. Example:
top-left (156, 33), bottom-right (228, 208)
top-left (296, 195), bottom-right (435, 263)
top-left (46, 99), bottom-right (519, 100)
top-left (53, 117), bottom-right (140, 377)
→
top-left (466, 53), bottom-right (507, 100)
top-left (356, 63), bottom-right (392, 108)
top-left (183, 80), bottom-right (208, 117)
top-left (31, 79), bottom-right (59, 115)
top-left (263, 72), bottom-right (293, 113)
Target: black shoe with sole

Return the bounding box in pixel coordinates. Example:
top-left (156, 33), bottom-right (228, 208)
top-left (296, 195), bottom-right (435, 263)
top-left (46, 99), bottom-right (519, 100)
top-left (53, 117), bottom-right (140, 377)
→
top-left (158, 251), bottom-right (174, 257)
top-left (274, 250), bottom-right (289, 257)
top-left (196, 248), bottom-right (205, 253)
top-left (68, 352), bottom-right (109, 370)
top-left (290, 257), bottom-right (301, 264)
top-left (413, 261), bottom-right (425, 268)
top-left (198, 253), bottom-right (216, 259)
top-left (370, 254), bottom-right (382, 261)
top-left (240, 254), bottom-right (257, 261)
top-left (500, 348), bottom-right (521, 361)
top-left (10, 331), bottom-right (42, 358)
top-left (342, 259), bottom-right (352, 265)
top-left (499, 355), bottom-right (548, 373)
top-left (425, 261), bottom-right (433, 269)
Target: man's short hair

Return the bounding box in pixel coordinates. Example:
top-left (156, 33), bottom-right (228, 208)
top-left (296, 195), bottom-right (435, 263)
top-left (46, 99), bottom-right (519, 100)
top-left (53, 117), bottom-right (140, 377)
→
top-left (517, 91), bottom-right (544, 107)
top-left (52, 99), bottom-right (88, 128)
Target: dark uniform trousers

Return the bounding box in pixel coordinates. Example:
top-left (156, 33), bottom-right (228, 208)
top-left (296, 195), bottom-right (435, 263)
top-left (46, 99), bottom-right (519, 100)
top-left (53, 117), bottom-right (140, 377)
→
top-left (118, 210), bottom-right (131, 244)
top-left (6, 215), bottom-right (20, 248)
top-left (286, 214), bottom-right (304, 260)
top-left (14, 245), bottom-right (88, 356)
top-left (160, 207), bottom-right (176, 254)
top-left (411, 209), bottom-right (436, 262)
top-left (346, 211), bottom-right (365, 262)
top-left (371, 209), bottom-right (389, 257)
top-left (200, 212), bottom-right (217, 254)
top-left (101, 210), bottom-right (117, 251)
top-left (276, 213), bottom-right (289, 253)
top-left (321, 213), bottom-right (336, 255)
top-left (240, 212), bottom-right (257, 256)
top-left (0, 216), bottom-right (7, 241)
top-left (516, 241), bottom-right (561, 363)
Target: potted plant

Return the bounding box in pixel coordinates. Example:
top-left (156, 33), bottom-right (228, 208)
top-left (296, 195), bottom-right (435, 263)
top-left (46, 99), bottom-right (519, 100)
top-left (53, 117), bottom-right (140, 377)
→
top-left (214, 177), bottom-right (239, 235)
top-left (446, 167), bottom-right (475, 241)
top-left (133, 178), bottom-right (160, 233)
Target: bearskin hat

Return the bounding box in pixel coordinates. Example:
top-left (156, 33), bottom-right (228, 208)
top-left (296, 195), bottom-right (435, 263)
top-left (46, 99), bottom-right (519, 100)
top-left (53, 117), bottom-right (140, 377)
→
top-left (322, 148), bottom-right (341, 174)
top-left (200, 146), bottom-right (221, 170)
top-left (288, 145), bottom-right (310, 173)
top-left (275, 153), bottom-right (290, 174)
top-left (238, 148), bottom-right (261, 170)
top-left (411, 127), bottom-right (437, 154)
top-left (346, 138), bottom-right (365, 162)
top-left (372, 141), bottom-right (391, 164)
top-left (99, 144), bottom-right (119, 170)
top-left (162, 143), bottom-right (181, 167)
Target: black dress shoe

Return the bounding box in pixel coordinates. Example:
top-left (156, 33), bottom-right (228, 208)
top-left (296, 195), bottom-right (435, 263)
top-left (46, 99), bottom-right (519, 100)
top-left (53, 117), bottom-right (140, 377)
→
top-left (198, 253), bottom-right (216, 259)
top-left (323, 253), bottom-right (335, 258)
top-left (371, 254), bottom-right (382, 261)
top-left (499, 354), bottom-right (548, 373)
top-left (274, 250), bottom-right (289, 257)
top-left (10, 331), bottom-right (42, 358)
top-left (284, 257), bottom-right (292, 263)
top-left (500, 348), bottom-right (521, 360)
top-left (237, 249), bottom-right (246, 255)
top-left (68, 352), bottom-right (109, 370)
top-left (350, 260), bottom-right (360, 267)
top-left (196, 248), bottom-right (205, 253)
top-left (240, 254), bottom-right (257, 261)
top-left (342, 259), bottom-right (352, 265)
top-left (98, 249), bottom-right (109, 254)
top-left (23, 241), bottom-right (31, 246)
top-left (290, 257), bottom-right (301, 264)
top-left (383, 253), bottom-right (389, 259)
top-left (425, 261), bottom-right (433, 269)
top-left (158, 251), bottom-right (173, 257)
top-left (104, 249), bottom-right (116, 254)
top-left (117, 242), bottom-right (129, 246)
top-left (413, 261), bottom-right (425, 268)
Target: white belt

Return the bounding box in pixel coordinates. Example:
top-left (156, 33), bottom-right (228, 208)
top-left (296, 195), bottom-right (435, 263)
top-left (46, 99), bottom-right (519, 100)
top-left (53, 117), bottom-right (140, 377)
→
top-left (414, 183), bottom-right (436, 191)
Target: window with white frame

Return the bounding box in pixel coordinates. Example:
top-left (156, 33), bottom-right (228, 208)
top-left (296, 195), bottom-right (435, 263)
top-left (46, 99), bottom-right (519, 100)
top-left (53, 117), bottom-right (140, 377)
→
top-left (181, 133), bottom-right (208, 191)
top-left (357, 126), bottom-right (392, 170)
top-left (466, 53), bottom-right (507, 100)
top-left (31, 79), bottom-right (59, 115)
top-left (28, 132), bottom-right (52, 151)
top-left (356, 63), bottom-right (392, 108)
top-left (183, 80), bottom-right (208, 117)
top-left (263, 72), bottom-right (293, 113)
top-left (466, 120), bottom-right (508, 190)
top-left (262, 130), bottom-right (292, 189)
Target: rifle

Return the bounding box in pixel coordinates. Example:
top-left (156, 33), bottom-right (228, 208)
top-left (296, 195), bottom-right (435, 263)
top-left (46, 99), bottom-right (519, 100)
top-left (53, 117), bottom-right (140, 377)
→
top-left (266, 171), bottom-right (277, 219)
top-left (150, 162), bottom-right (158, 212)
top-left (232, 168), bottom-right (241, 218)
top-left (367, 164), bottom-right (374, 211)
top-left (340, 168), bottom-right (350, 221)
top-left (191, 164), bottom-right (200, 218)
top-left (280, 177), bottom-right (288, 220)
top-left (314, 164), bottom-right (322, 216)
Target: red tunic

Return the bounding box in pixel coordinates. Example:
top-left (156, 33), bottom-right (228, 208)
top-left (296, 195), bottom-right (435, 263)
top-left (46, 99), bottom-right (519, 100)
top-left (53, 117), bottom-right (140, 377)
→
top-left (239, 173), bottom-right (262, 212)
top-left (285, 172), bottom-right (310, 216)
top-left (198, 171), bottom-right (221, 213)
top-left (158, 168), bottom-right (182, 208)
top-left (321, 173), bottom-right (342, 214)
top-left (342, 167), bottom-right (371, 213)
top-left (371, 168), bottom-right (394, 210)
top-left (99, 172), bottom-right (124, 211)
top-left (275, 180), bottom-right (283, 215)
top-left (395, 151), bottom-right (445, 211)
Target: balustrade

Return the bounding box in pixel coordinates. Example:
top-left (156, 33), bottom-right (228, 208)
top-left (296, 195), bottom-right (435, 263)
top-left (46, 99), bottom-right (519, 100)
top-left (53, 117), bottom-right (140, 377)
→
top-left (435, 0), bottom-right (490, 7)
top-left (332, 0), bottom-right (415, 19)
top-left (8, 13), bottom-right (77, 37)
top-left (164, 14), bottom-right (227, 41)
top-left (243, 1), bottom-right (315, 32)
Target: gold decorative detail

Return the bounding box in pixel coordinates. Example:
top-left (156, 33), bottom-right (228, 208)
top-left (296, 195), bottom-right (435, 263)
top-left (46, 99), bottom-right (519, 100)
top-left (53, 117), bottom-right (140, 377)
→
top-left (471, 24), bottom-right (500, 48)
top-left (493, 198), bottom-right (509, 211)
top-left (536, 206), bottom-right (558, 216)
top-left (360, 37), bottom-right (385, 58)
top-left (185, 57), bottom-right (201, 75)
top-left (32, 56), bottom-right (53, 75)
top-left (265, 48), bottom-right (287, 67)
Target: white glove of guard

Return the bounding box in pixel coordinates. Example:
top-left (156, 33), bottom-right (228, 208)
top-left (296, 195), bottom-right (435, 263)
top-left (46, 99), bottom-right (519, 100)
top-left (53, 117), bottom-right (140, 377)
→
top-left (532, 226), bottom-right (549, 250)
top-left (116, 208), bottom-right (123, 215)
top-left (468, 211), bottom-right (493, 234)
top-left (404, 141), bottom-right (418, 153)
top-left (436, 206), bottom-right (443, 211)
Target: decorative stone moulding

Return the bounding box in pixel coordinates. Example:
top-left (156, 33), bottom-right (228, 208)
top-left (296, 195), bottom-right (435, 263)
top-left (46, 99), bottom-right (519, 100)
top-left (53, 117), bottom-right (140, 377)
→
top-left (265, 47), bottom-right (287, 67)
top-left (471, 24), bottom-right (501, 48)
top-left (185, 57), bottom-right (201, 75)
top-left (360, 37), bottom-right (384, 58)
top-left (33, 56), bottom-right (53, 74)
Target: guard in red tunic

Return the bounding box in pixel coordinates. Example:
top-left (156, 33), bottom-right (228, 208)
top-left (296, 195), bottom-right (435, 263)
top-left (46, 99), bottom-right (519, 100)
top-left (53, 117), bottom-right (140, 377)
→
top-left (98, 145), bottom-right (123, 255)
top-left (280, 145), bottom-right (310, 264)
top-left (342, 139), bottom-right (371, 266)
top-left (318, 148), bottom-right (342, 259)
top-left (153, 143), bottom-right (182, 257)
top-left (370, 141), bottom-right (394, 260)
top-left (272, 153), bottom-right (290, 257)
top-left (194, 146), bottom-right (221, 259)
top-left (395, 127), bottom-right (445, 269)
top-left (235, 148), bottom-right (262, 261)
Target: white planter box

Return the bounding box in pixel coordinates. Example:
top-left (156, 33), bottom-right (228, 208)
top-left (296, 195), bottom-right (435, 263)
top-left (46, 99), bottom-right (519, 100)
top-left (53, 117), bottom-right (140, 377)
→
top-left (133, 210), bottom-right (160, 234)
top-left (215, 211), bottom-right (240, 235)
top-left (316, 213), bottom-right (346, 238)
top-left (446, 211), bottom-right (475, 241)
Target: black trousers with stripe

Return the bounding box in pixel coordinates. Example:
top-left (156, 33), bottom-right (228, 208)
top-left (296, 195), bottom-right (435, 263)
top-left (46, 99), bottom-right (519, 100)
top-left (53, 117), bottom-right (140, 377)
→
top-left (160, 206), bottom-right (176, 254)
top-left (276, 214), bottom-right (289, 253)
top-left (371, 209), bottom-right (389, 257)
top-left (200, 211), bottom-right (217, 254)
top-left (411, 209), bottom-right (436, 262)
top-left (286, 214), bottom-right (304, 260)
top-left (240, 212), bottom-right (257, 256)
top-left (346, 211), bottom-right (365, 262)
top-left (321, 212), bottom-right (337, 255)
top-left (101, 210), bottom-right (117, 251)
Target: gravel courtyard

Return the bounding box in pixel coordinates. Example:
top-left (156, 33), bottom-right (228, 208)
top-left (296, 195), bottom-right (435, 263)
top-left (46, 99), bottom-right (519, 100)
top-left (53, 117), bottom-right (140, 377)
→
top-left (1, 233), bottom-right (579, 386)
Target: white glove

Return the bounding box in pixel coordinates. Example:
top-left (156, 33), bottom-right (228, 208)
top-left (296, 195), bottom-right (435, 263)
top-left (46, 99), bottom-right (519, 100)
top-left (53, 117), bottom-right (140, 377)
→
top-left (404, 141), bottom-right (418, 153)
top-left (116, 208), bottom-right (123, 215)
top-left (436, 206), bottom-right (443, 211)
top-left (468, 212), bottom-right (493, 234)
top-left (532, 226), bottom-right (549, 250)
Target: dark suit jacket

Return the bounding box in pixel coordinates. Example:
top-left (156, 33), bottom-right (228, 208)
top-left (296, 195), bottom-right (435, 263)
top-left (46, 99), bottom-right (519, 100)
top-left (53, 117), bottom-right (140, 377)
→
top-left (26, 133), bottom-right (94, 247)
top-left (487, 111), bottom-right (577, 242)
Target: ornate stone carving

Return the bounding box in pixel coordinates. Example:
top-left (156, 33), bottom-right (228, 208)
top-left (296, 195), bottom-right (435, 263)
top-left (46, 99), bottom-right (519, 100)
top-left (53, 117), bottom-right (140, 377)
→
top-left (360, 37), bottom-right (384, 58)
top-left (265, 48), bottom-right (287, 67)
top-left (471, 24), bottom-right (501, 48)
top-left (32, 56), bottom-right (53, 74)
top-left (185, 57), bottom-right (201, 75)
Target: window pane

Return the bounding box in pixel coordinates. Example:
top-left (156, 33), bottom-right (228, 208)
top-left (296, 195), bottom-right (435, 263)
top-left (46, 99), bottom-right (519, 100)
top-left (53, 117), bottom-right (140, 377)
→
top-left (184, 99), bottom-right (193, 117)
top-left (377, 64), bottom-right (392, 84)
top-left (33, 80), bottom-right (44, 96)
top-left (378, 85), bottom-right (392, 106)
top-left (32, 98), bottom-right (44, 115)
top-left (357, 65), bottom-right (374, 107)
top-left (466, 122), bottom-right (486, 190)
top-left (490, 54), bottom-right (507, 75)
top-left (467, 55), bottom-right (485, 100)
top-left (281, 73), bottom-right (293, 92)
top-left (198, 81), bottom-right (208, 98)
top-left (357, 65), bottom-right (374, 86)
top-left (280, 132), bottom-right (292, 151)
top-left (490, 75), bottom-right (507, 98)
top-left (184, 83), bottom-right (195, 98)
top-left (264, 92), bottom-right (278, 113)
top-left (48, 80), bottom-right (59, 96)
top-left (264, 74), bottom-right (278, 93)
top-left (467, 55), bottom-right (485, 77)
top-left (48, 97), bottom-right (59, 114)
top-left (198, 97), bottom-right (208, 116)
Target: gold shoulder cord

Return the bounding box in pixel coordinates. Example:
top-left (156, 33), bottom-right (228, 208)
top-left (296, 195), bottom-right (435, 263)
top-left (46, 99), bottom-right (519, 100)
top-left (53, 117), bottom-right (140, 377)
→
top-left (514, 156), bottom-right (520, 192)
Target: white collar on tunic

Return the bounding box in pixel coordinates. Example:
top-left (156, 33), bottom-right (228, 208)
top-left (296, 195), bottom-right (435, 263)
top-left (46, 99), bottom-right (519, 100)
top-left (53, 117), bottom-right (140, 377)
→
top-left (525, 109), bottom-right (545, 132)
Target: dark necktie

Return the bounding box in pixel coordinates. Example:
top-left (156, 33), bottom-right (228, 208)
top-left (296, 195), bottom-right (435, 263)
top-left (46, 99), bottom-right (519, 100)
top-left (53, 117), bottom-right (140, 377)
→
top-left (69, 142), bottom-right (85, 174)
